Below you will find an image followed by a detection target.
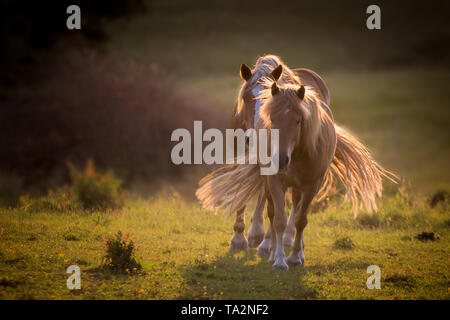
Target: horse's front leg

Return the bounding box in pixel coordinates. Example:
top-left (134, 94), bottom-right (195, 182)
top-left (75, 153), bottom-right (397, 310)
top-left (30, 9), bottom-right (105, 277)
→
top-left (248, 193), bottom-right (266, 248)
top-left (267, 175), bottom-right (288, 270)
top-left (287, 188), bottom-right (315, 267)
top-left (258, 199), bottom-right (294, 255)
top-left (283, 205), bottom-right (295, 248)
top-left (230, 207), bottom-right (248, 251)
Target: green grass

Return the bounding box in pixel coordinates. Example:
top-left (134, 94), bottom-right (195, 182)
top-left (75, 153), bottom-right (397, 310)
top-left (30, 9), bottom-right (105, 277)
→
top-left (0, 192), bottom-right (448, 300)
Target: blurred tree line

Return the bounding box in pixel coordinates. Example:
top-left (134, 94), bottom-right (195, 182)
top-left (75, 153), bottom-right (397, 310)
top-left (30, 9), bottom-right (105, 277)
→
top-left (0, 0), bottom-right (145, 80)
top-left (0, 0), bottom-right (225, 195)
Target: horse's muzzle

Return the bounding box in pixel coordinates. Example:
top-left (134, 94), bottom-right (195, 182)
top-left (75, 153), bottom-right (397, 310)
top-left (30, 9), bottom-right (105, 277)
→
top-left (278, 154), bottom-right (290, 171)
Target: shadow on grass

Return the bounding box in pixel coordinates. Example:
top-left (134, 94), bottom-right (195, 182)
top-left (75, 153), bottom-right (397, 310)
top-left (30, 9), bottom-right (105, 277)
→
top-left (304, 257), bottom-right (371, 276)
top-left (177, 249), bottom-right (318, 300)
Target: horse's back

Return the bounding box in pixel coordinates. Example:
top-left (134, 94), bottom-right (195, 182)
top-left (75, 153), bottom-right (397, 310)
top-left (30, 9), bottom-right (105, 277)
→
top-left (293, 68), bottom-right (330, 105)
top-left (293, 68), bottom-right (332, 119)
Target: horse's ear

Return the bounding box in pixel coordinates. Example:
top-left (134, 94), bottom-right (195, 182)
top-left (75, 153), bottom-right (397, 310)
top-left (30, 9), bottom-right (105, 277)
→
top-left (240, 64), bottom-right (252, 81)
top-left (271, 65), bottom-right (283, 81)
top-left (271, 82), bottom-right (280, 96)
top-left (297, 85), bottom-right (305, 100)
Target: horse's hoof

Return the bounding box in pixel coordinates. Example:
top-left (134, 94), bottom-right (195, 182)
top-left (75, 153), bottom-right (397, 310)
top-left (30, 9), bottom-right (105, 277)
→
top-left (230, 240), bottom-right (248, 251)
top-left (248, 234), bottom-right (264, 248)
top-left (272, 262), bottom-right (289, 271)
top-left (257, 246), bottom-right (270, 256)
top-left (286, 256), bottom-right (304, 267)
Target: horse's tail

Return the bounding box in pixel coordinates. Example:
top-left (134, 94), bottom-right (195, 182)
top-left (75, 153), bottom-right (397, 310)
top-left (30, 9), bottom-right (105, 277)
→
top-left (319, 125), bottom-right (398, 217)
top-left (195, 163), bottom-right (265, 216)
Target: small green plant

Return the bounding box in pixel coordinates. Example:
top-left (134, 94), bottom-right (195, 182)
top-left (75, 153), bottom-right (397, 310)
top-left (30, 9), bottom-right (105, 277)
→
top-left (429, 189), bottom-right (449, 208)
top-left (92, 211), bottom-right (111, 227)
top-left (333, 236), bottom-right (356, 250)
top-left (102, 231), bottom-right (142, 273)
top-left (68, 160), bottom-right (125, 210)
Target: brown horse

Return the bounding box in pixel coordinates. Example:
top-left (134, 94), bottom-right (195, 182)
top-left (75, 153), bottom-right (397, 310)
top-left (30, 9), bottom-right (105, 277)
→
top-left (228, 55), bottom-right (332, 253)
top-left (196, 56), bottom-right (396, 270)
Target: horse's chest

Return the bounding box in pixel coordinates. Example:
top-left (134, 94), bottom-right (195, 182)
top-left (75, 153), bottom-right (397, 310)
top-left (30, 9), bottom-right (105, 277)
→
top-left (281, 156), bottom-right (328, 189)
top-left (280, 170), bottom-right (314, 188)
top-left (279, 174), bottom-right (301, 188)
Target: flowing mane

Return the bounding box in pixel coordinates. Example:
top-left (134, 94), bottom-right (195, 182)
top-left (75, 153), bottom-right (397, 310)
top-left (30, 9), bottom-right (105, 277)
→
top-left (236, 55), bottom-right (303, 116)
top-left (256, 79), bottom-right (330, 154)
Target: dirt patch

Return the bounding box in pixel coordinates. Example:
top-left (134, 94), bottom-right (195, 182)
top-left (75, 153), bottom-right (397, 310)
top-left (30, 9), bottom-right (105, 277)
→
top-left (415, 232), bottom-right (440, 241)
top-left (0, 278), bottom-right (21, 288)
top-left (385, 274), bottom-right (416, 289)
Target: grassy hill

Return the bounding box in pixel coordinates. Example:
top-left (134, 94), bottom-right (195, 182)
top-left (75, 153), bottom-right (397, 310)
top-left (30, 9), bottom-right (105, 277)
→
top-left (0, 191), bottom-right (448, 299)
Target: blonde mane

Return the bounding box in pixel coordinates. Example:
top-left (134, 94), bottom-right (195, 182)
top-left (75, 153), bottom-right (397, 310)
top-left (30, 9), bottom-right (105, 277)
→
top-left (236, 54), bottom-right (302, 117)
top-left (257, 79), bottom-right (329, 154)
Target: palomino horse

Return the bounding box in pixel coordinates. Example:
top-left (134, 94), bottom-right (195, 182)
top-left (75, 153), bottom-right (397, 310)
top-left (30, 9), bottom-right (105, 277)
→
top-left (228, 55), bottom-right (332, 254)
top-left (196, 56), bottom-right (396, 270)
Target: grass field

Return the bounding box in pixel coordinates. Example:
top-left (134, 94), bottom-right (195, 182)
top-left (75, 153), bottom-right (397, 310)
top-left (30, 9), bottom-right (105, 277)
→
top-left (1, 1), bottom-right (449, 300)
top-left (0, 191), bottom-right (448, 300)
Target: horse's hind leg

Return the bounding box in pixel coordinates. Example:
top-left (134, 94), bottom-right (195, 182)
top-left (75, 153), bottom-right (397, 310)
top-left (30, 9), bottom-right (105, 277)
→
top-left (230, 207), bottom-right (248, 251)
top-left (248, 193), bottom-right (266, 248)
top-left (257, 196), bottom-right (273, 256)
top-left (264, 196), bottom-right (275, 263)
top-left (283, 205), bottom-right (295, 248)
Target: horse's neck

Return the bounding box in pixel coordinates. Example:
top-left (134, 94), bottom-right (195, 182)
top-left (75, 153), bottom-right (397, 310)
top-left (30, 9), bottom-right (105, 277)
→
top-left (294, 111), bottom-right (336, 167)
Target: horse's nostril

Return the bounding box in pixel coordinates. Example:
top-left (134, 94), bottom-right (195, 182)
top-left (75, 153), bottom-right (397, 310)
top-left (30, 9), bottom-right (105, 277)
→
top-left (279, 155), bottom-right (290, 169)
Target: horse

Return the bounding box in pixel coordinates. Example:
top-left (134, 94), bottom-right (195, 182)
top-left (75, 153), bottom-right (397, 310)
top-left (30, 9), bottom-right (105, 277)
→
top-left (196, 57), bottom-right (397, 270)
top-left (227, 55), bottom-right (333, 254)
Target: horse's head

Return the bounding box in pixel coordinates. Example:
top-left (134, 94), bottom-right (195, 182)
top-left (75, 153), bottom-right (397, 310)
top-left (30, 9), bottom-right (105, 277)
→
top-left (260, 82), bottom-right (310, 170)
top-left (237, 62), bottom-right (283, 129)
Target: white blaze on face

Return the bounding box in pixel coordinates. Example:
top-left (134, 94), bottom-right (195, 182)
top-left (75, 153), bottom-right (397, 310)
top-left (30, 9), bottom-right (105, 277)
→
top-left (251, 85), bottom-right (264, 127)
